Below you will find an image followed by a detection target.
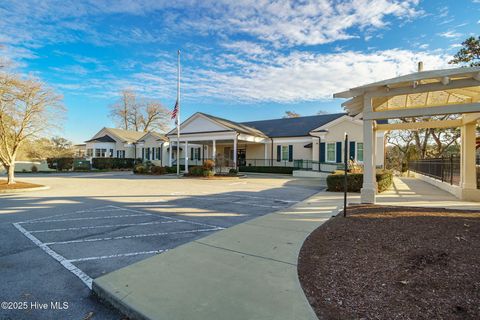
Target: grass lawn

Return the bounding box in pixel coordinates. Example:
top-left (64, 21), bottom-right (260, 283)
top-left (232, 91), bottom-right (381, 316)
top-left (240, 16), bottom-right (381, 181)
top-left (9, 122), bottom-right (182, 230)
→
top-left (0, 180), bottom-right (44, 190)
top-left (298, 205), bottom-right (480, 320)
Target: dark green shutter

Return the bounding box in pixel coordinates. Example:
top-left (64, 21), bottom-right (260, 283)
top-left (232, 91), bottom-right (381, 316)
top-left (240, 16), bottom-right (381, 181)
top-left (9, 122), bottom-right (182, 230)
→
top-left (142, 148), bottom-right (145, 160)
top-left (320, 143), bottom-right (325, 162)
top-left (349, 141), bottom-right (355, 160)
top-left (288, 145), bottom-right (293, 162)
top-left (190, 148), bottom-right (194, 160)
top-left (336, 142), bottom-right (342, 163)
top-left (197, 148), bottom-right (201, 160)
top-left (276, 145), bottom-right (281, 162)
top-left (152, 148), bottom-right (155, 160)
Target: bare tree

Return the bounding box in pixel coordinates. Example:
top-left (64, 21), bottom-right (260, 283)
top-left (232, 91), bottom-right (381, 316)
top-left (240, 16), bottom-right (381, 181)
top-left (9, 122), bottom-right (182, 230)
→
top-left (0, 73), bottom-right (63, 184)
top-left (110, 89), bottom-right (135, 130)
top-left (110, 90), bottom-right (170, 132)
top-left (140, 101), bottom-right (170, 132)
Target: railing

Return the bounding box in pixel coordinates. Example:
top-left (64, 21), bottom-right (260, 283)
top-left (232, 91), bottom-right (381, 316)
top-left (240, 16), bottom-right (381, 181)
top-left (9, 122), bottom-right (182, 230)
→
top-left (408, 156), bottom-right (461, 186)
top-left (171, 158), bottom-right (340, 172)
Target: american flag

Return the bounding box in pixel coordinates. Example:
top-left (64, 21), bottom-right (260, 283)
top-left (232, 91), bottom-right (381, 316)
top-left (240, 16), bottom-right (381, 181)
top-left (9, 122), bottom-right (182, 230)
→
top-left (171, 100), bottom-right (179, 120)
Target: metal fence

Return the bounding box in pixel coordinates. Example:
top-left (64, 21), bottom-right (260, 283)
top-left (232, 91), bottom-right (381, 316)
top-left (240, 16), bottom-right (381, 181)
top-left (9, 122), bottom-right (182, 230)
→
top-left (173, 158), bottom-right (341, 172)
top-left (408, 156), bottom-right (461, 186)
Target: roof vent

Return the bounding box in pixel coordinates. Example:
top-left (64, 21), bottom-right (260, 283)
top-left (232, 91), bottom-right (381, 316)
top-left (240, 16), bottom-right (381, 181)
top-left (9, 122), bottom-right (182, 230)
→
top-left (418, 61), bottom-right (424, 72)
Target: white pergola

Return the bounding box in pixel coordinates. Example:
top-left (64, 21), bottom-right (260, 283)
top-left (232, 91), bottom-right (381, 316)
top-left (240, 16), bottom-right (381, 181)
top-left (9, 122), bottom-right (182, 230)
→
top-left (334, 66), bottom-right (480, 203)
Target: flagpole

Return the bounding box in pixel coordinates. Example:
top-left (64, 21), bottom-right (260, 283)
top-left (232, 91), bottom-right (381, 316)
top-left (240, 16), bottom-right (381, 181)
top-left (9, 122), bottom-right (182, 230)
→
top-left (176, 49), bottom-right (181, 177)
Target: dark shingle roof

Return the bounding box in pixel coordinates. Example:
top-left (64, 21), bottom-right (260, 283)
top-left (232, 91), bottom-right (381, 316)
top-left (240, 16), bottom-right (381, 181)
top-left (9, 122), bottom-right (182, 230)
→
top-left (85, 135), bottom-right (116, 143)
top-left (241, 113), bottom-right (346, 137)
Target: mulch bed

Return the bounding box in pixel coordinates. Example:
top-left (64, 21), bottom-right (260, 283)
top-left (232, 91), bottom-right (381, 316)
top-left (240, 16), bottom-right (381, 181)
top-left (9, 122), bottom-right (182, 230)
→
top-left (0, 180), bottom-right (44, 190)
top-left (298, 205), bottom-right (480, 320)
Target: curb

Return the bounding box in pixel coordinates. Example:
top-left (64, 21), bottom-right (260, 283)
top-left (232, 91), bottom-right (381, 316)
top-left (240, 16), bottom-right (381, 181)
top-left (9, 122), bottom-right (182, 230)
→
top-left (0, 186), bottom-right (50, 194)
top-left (91, 190), bottom-right (341, 320)
top-left (92, 282), bottom-right (149, 320)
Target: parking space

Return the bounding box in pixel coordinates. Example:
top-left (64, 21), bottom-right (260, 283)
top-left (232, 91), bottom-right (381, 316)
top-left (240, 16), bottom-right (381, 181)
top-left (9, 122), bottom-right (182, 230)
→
top-left (13, 204), bottom-right (224, 289)
top-left (1, 172), bottom-right (324, 319)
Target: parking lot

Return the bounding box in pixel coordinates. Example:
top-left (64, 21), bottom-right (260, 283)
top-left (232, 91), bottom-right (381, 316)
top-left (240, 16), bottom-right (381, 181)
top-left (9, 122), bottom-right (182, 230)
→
top-left (0, 172), bottom-right (323, 319)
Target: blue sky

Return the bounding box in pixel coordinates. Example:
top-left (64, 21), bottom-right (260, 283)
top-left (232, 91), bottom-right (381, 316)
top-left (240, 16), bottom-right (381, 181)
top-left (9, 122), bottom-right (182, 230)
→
top-left (1, 0), bottom-right (479, 143)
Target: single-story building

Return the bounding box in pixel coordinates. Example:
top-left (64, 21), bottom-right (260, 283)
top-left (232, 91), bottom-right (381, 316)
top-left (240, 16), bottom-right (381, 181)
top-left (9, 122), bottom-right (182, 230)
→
top-left (86, 113), bottom-right (385, 173)
top-left (166, 112), bottom-right (385, 173)
top-left (85, 127), bottom-right (172, 166)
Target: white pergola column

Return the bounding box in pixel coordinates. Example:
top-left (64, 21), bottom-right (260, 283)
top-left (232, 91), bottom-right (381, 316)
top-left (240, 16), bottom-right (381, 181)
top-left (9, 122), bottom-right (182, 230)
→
top-left (168, 141), bottom-right (172, 166)
top-left (460, 122), bottom-right (477, 192)
top-left (361, 119), bottom-right (377, 203)
top-left (184, 140), bottom-right (189, 173)
top-left (233, 136), bottom-right (238, 168)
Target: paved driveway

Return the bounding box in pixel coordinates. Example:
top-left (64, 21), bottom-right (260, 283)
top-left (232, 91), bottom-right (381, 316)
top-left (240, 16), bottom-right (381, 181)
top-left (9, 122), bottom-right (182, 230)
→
top-left (0, 172), bottom-right (323, 319)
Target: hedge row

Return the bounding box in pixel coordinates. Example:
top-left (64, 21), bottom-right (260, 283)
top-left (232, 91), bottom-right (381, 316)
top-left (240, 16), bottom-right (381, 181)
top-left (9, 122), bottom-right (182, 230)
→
top-left (91, 158), bottom-right (135, 170)
top-left (238, 166), bottom-right (294, 174)
top-left (133, 164), bottom-right (177, 175)
top-left (326, 170), bottom-right (393, 193)
top-left (46, 157), bottom-right (74, 171)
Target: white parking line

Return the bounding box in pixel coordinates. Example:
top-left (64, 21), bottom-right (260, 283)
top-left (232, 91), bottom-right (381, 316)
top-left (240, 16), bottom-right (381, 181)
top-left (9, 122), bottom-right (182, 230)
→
top-left (116, 206), bottom-right (223, 229)
top-left (22, 213), bottom-right (151, 224)
top-left (17, 205), bottom-right (124, 224)
top-left (45, 227), bottom-right (223, 245)
top-left (29, 220), bottom-right (179, 233)
top-left (67, 250), bottom-right (166, 263)
top-left (13, 204), bottom-right (225, 290)
top-left (12, 222), bottom-right (94, 289)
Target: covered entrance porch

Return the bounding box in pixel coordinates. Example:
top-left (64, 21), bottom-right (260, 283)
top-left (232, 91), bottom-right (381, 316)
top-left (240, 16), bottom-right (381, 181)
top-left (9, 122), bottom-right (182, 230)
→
top-left (166, 113), bottom-right (269, 173)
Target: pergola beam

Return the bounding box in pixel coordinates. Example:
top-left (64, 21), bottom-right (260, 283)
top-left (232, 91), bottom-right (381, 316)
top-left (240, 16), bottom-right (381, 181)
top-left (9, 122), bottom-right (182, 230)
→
top-left (376, 119), bottom-right (462, 131)
top-left (368, 78), bottom-right (480, 98)
top-left (364, 102), bottom-right (480, 120)
top-left (462, 112), bottom-right (480, 124)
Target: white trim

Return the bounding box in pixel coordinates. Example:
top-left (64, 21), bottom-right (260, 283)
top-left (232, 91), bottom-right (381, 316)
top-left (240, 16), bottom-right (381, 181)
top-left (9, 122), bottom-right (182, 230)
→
top-left (310, 115), bottom-right (361, 133)
top-left (166, 113), bottom-right (234, 135)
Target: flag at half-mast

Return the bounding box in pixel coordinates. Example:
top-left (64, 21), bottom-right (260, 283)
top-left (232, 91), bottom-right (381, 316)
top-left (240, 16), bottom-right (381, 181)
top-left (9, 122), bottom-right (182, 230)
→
top-left (171, 99), bottom-right (179, 123)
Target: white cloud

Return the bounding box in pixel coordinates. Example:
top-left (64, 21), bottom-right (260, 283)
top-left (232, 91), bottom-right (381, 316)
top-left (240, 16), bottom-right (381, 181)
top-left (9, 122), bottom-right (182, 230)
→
top-left (438, 31), bottom-right (462, 38)
top-left (180, 49), bottom-right (450, 103)
top-left (182, 0), bottom-right (423, 47)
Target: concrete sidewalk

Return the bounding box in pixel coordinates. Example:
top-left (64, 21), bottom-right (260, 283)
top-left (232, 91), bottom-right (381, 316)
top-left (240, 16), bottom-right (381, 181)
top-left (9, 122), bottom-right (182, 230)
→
top-left (92, 177), bottom-right (480, 320)
top-left (93, 191), bottom-right (350, 320)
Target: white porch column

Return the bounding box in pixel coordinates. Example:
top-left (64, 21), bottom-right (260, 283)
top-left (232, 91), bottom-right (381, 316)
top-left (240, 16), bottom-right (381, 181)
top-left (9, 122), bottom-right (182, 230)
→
top-left (460, 122), bottom-right (477, 199)
top-left (168, 141), bottom-right (172, 166)
top-left (233, 136), bottom-right (238, 168)
top-left (212, 140), bottom-right (216, 166)
top-left (361, 119), bottom-right (377, 204)
top-left (264, 143), bottom-right (268, 166)
top-left (184, 140), bottom-right (189, 173)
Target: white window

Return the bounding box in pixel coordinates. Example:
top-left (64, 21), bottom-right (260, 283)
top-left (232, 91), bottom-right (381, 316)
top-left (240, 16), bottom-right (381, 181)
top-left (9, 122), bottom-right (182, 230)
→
top-left (95, 149), bottom-right (106, 157)
top-left (357, 143), bottom-right (364, 162)
top-left (326, 143), bottom-right (336, 162)
top-left (281, 146), bottom-right (289, 161)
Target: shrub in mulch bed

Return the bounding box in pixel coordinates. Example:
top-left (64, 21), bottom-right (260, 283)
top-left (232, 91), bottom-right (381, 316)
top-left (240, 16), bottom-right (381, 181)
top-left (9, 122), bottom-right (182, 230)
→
top-left (326, 170), bottom-right (393, 192)
top-left (298, 205), bottom-right (480, 320)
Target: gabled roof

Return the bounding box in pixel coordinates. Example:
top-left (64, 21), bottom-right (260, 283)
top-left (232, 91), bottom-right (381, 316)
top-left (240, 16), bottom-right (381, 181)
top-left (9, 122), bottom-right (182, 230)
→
top-left (197, 113), bottom-right (269, 138)
top-left (241, 113), bottom-right (346, 137)
top-left (105, 128), bottom-right (146, 143)
top-left (138, 131), bottom-right (167, 142)
top-left (85, 135), bottom-right (116, 143)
